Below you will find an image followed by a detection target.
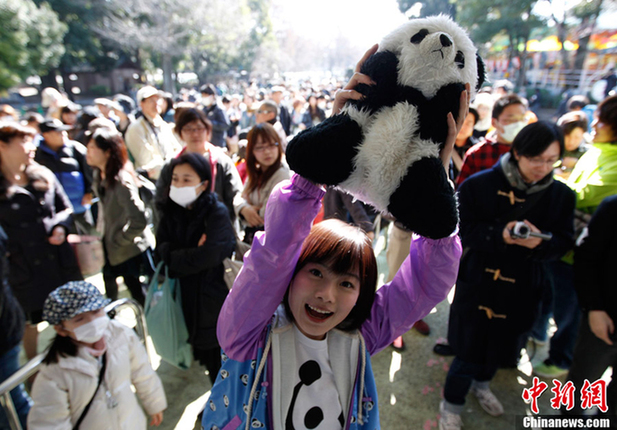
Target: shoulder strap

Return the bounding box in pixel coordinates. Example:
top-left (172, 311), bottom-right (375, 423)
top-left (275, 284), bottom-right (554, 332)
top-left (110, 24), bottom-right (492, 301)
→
top-left (73, 352), bottom-right (107, 430)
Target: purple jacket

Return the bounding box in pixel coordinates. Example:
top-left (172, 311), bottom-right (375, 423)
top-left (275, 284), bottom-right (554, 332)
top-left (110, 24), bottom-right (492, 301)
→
top-left (217, 174), bottom-right (462, 360)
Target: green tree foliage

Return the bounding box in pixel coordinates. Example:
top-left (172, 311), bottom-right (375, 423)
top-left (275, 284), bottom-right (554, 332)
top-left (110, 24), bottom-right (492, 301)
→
top-left (0, 0), bottom-right (66, 93)
top-left (35, 0), bottom-right (123, 72)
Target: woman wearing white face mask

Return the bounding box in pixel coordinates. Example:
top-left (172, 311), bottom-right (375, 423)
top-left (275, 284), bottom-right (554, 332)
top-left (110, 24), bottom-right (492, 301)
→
top-left (28, 281), bottom-right (167, 429)
top-left (156, 152), bottom-right (235, 383)
top-left (86, 129), bottom-right (155, 306)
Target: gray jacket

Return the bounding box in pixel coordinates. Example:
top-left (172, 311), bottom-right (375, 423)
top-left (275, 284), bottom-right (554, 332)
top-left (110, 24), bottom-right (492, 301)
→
top-left (94, 169), bottom-right (155, 266)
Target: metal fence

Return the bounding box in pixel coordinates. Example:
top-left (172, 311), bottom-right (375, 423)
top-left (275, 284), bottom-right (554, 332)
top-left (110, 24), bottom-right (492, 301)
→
top-left (0, 298), bottom-right (151, 430)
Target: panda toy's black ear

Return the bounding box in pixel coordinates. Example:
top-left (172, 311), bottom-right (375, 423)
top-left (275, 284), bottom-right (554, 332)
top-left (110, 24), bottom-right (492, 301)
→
top-left (476, 53), bottom-right (487, 91)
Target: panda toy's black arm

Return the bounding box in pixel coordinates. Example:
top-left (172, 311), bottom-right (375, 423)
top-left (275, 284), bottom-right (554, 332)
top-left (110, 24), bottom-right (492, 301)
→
top-left (286, 114), bottom-right (364, 186)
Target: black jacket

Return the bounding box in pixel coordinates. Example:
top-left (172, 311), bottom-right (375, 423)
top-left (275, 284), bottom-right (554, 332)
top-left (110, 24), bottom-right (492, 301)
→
top-left (0, 224), bottom-right (25, 356)
top-left (0, 164), bottom-right (82, 313)
top-left (448, 161), bottom-right (575, 366)
top-left (574, 194), bottom-right (617, 322)
top-left (34, 139), bottom-right (93, 214)
top-left (156, 192), bottom-right (235, 350)
top-left (204, 104), bottom-right (231, 148)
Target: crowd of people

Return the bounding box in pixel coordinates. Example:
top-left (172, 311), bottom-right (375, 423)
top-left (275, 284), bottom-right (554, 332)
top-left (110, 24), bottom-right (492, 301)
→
top-left (0, 59), bottom-right (616, 430)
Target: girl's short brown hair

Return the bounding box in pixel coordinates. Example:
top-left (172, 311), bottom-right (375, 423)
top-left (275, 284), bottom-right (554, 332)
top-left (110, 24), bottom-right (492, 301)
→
top-left (284, 219), bottom-right (377, 331)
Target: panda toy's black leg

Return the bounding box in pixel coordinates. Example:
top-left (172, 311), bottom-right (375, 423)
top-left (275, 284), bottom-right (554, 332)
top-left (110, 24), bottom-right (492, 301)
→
top-left (388, 157), bottom-right (458, 239)
top-left (286, 113), bottom-right (363, 186)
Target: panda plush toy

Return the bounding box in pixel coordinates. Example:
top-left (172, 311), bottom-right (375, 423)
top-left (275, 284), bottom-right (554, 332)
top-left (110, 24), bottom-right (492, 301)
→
top-left (286, 15), bottom-right (485, 239)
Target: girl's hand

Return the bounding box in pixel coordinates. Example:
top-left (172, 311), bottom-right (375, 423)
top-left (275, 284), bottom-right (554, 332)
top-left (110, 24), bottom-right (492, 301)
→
top-left (331, 44), bottom-right (378, 116)
top-left (441, 84), bottom-right (470, 172)
top-left (48, 226), bottom-right (66, 246)
top-left (589, 310), bottom-right (614, 345)
top-left (240, 205), bottom-right (264, 227)
top-left (150, 411), bottom-right (164, 426)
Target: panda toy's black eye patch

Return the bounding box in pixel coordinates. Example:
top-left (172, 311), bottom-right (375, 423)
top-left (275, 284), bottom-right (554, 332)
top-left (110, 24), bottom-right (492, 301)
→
top-left (455, 51), bottom-right (465, 69)
top-left (410, 29), bottom-right (429, 44)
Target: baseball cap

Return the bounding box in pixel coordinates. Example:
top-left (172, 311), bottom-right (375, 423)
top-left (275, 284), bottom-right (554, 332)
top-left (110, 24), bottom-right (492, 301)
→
top-left (43, 281), bottom-right (111, 325)
top-left (39, 118), bottom-right (71, 133)
top-left (137, 86), bottom-right (159, 103)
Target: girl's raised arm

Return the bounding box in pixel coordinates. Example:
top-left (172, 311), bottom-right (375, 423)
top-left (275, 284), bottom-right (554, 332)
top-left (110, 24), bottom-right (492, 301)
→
top-left (217, 174), bottom-right (325, 361)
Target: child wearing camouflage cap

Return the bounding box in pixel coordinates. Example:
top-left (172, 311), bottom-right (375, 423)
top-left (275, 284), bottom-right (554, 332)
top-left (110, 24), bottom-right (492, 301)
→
top-left (28, 281), bottom-right (167, 429)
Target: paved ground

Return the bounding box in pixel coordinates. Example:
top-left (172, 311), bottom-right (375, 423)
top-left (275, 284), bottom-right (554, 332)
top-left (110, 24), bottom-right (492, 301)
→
top-left (26, 225), bottom-right (565, 430)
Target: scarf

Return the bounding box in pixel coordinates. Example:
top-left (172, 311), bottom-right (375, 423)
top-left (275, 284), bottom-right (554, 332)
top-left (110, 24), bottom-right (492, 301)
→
top-left (499, 152), bottom-right (554, 194)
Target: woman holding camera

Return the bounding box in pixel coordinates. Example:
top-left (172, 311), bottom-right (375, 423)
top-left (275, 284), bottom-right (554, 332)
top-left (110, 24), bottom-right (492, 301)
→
top-left (439, 121), bottom-right (575, 429)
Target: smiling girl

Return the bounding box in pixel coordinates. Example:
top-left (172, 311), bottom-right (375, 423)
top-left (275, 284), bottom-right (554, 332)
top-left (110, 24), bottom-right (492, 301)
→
top-left (203, 46), bottom-right (465, 430)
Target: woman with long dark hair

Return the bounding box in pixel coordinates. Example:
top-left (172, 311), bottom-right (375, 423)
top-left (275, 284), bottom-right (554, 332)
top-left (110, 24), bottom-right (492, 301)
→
top-left (156, 152), bottom-right (235, 383)
top-left (86, 129), bottom-right (154, 305)
top-left (0, 121), bottom-right (82, 360)
top-left (301, 93), bottom-right (326, 129)
top-left (236, 123), bottom-right (290, 243)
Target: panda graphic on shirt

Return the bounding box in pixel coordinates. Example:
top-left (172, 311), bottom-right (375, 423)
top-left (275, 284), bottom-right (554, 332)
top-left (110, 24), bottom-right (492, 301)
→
top-left (286, 328), bottom-right (345, 429)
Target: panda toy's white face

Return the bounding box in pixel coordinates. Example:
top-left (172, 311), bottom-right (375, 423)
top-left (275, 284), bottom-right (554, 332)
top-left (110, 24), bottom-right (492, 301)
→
top-left (379, 15), bottom-right (478, 99)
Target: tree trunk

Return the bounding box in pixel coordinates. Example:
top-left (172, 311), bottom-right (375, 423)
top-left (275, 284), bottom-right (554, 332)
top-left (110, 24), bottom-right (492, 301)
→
top-left (40, 70), bottom-right (59, 90)
top-left (162, 53), bottom-right (175, 95)
top-left (517, 35), bottom-right (530, 89)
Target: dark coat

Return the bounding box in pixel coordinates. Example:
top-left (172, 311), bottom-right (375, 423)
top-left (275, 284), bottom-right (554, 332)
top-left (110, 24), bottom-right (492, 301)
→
top-left (156, 192), bottom-right (235, 351)
top-left (0, 224), bottom-right (25, 356)
top-left (203, 104), bottom-right (231, 148)
top-left (448, 161), bottom-right (575, 366)
top-left (574, 194), bottom-right (617, 323)
top-left (34, 139), bottom-right (92, 214)
top-left (0, 164), bottom-right (82, 313)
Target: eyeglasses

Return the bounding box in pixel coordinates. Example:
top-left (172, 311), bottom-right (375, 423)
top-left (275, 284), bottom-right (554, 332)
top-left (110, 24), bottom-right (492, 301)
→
top-left (253, 142), bottom-right (279, 153)
top-left (522, 156), bottom-right (561, 167)
top-left (256, 110), bottom-right (272, 115)
top-left (183, 127), bottom-right (207, 134)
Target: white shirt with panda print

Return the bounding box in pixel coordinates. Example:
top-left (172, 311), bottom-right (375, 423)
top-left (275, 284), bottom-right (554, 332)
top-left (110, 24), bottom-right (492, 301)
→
top-left (283, 325), bottom-right (344, 429)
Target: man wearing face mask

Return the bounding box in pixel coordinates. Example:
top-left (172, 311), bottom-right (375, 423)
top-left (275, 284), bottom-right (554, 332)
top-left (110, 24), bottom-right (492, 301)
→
top-left (456, 95), bottom-right (528, 187)
top-left (200, 84), bottom-right (231, 149)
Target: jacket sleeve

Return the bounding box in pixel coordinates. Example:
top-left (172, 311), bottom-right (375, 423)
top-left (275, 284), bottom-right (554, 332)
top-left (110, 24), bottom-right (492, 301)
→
top-left (112, 174), bottom-right (148, 247)
top-left (210, 107), bottom-right (231, 133)
top-left (45, 175), bottom-right (75, 235)
top-left (73, 141), bottom-right (93, 194)
top-left (457, 177), bottom-right (509, 254)
top-left (216, 154), bottom-right (243, 222)
top-left (527, 187), bottom-right (575, 261)
top-left (574, 196), bottom-right (617, 312)
top-left (27, 368), bottom-right (73, 430)
top-left (361, 232), bottom-right (461, 355)
top-left (161, 204), bottom-right (236, 277)
top-left (125, 324), bottom-right (168, 416)
top-left (154, 162), bottom-right (172, 215)
top-left (217, 174), bottom-right (325, 361)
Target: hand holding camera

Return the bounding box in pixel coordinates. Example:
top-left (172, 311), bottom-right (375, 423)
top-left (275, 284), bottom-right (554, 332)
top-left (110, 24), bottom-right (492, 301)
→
top-left (503, 220), bottom-right (551, 249)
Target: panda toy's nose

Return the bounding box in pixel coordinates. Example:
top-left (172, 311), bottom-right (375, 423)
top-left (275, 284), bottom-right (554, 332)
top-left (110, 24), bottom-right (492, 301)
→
top-left (440, 34), bottom-right (452, 47)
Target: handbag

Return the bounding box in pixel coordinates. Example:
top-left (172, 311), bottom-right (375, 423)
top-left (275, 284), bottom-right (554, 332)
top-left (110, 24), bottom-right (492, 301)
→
top-left (67, 233), bottom-right (104, 277)
top-left (144, 262), bottom-right (192, 369)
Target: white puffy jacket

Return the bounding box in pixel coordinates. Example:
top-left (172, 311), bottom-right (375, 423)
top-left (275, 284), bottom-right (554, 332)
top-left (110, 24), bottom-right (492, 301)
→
top-left (28, 320), bottom-right (167, 430)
